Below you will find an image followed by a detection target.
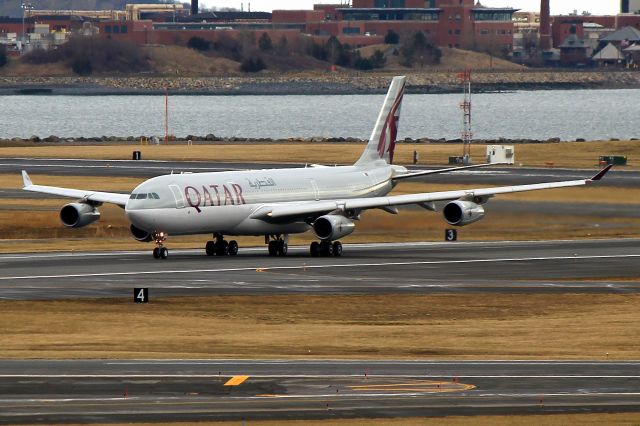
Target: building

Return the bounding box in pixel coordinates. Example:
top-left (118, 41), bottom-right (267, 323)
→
top-left (274, 0), bottom-right (517, 51)
top-left (621, 0), bottom-right (640, 14)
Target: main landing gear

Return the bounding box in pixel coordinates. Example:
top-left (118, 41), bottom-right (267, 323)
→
top-left (266, 234), bottom-right (288, 256)
top-left (152, 232), bottom-right (169, 260)
top-left (206, 234), bottom-right (239, 257)
top-left (310, 240), bottom-right (342, 257)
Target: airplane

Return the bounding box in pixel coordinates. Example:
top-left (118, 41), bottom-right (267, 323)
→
top-left (21, 76), bottom-right (612, 260)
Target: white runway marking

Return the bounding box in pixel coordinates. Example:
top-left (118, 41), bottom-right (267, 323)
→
top-left (0, 253), bottom-right (638, 281)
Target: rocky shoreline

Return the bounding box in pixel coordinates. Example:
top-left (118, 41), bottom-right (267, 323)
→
top-left (2, 135), bottom-right (633, 145)
top-left (1, 70), bottom-right (639, 95)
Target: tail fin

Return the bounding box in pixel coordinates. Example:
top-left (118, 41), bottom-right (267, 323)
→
top-left (355, 76), bottom-right (406, 167)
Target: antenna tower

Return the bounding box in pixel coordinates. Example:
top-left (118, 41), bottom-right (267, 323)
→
top-left (458, 69), bottom-right (472, 165)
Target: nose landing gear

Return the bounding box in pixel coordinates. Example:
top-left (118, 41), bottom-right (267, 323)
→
top-left (152, 232), bottom-right (169, 260)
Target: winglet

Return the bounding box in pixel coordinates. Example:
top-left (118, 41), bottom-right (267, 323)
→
top-left (21, 170), bottom-right (33, 188)
top-left (589, 164), bottom-right (613, 181)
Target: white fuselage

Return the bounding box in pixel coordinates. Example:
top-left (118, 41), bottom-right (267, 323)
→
top-left (125, 163), bottom-right (395, 236)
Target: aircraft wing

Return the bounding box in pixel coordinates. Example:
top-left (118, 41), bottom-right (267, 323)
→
top-left (21, 171), bottom-right (130, 206)
top-left (252, 165), bottom-right (612, 220)
top-left (392, 162), bottom-right (508, 181)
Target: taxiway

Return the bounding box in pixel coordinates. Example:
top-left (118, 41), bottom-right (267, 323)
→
top-left (1, 359), bottom-right (639, 424)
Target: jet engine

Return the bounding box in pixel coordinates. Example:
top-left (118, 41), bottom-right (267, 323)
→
top-left (313, 215), bottom-right (355, 241)
top-left (130, 224), bottom-right (153, 242)
top-left (59, 203), bottom-right (100, 228)
top-left (443, 201), bottom-right (485, 226)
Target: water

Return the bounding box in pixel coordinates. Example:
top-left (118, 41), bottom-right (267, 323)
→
top-left (1, 89), bottom-right (638, 140)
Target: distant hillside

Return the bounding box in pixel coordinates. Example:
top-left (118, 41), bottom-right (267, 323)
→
top-left (0, 0), bottom-right (163, 18)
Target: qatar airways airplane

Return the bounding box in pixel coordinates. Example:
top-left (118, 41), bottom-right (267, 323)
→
top-left (22, 76), bottom-right (611, 259)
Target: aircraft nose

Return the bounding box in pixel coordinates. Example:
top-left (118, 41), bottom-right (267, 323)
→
top-left (126, 209), bottom-right (153, 229)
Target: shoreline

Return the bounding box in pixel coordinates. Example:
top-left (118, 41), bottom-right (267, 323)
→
top-left (1, 71), bottom-right (639, 96)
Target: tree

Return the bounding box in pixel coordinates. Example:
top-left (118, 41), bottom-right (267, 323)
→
top-left (384, 29), bottom-right (400, 44)
top-left (187, 36), bottom-right (210, 51)
top-left (258, 32), bottom-right (273, 51)
top-left (276, 35), bottom-right (290, 56)
top-left (0, 45), bottom-right (8, 68)
top-left (240, 57), bottom-right (267, 72)
top-left (370, 49), bottom-right (386, 68)
top-left (399, 31), bottom-right (441, 68)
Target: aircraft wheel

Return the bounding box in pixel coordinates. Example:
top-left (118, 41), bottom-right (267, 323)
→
top-left (205, 241), bottom-right (215, 256)
top-left (310, 241), bottom-right (320, 257)
top-left (217, 240), bottom-right (229, 256)
top-left (320, 241), bottom-right (333, 257)
top-left (159, 247), bottom-right (169, 259)
top-left (332, 241), bottom-right (343, 257)
top-left (268, 240), bottom-right (278, 256)
top-left (278, 241), bottom-right (288, 256)
top-left (228, 240), bottom-right (239, 256)
top-left (153, 247), bottom-right (160, 259)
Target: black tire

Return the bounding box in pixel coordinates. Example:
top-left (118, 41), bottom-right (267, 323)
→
top-left (160, 247), bottom-right (169, 259)
top-left (217, 240), bottom-right (229, 256)
top-left (205, 241), bottom-right (215, 256)
top-left (332, 241), bottom-right (343, 257)
top-left (320, 241), bottom-right (333, 257)
top-left (278, 241), bottom-right (288, 256)
top-left (228, 240), bottom-right (239, 256)
top-left (310, 241), bottom-right (320, 257)
top-left (268, 240), bottom-right (278, 256)
top-left (153, 247), bottom-right (160, 259)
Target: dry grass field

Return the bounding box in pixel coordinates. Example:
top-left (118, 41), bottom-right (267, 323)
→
top-left (2, 294), bottom-right (639, 359)
top-left (0, 140), bottom-right (638, 169)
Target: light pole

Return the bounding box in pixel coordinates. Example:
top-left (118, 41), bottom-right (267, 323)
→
top-left (21, 1), bottom-right (33, 51)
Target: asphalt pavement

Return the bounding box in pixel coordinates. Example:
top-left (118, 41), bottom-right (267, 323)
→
top-left (1, 359), bottom-right (639, 424)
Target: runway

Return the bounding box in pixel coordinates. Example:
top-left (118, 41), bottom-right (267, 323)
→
top-left (1, 239), bottom-right (639, 300)
top-left (1, 359), bottom-right (639, 424)
top-left (1, 157), bottom-right (638, 186)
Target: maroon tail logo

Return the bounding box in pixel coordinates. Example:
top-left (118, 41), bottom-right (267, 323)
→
top-left (376, 84), bottom-right (404, 164)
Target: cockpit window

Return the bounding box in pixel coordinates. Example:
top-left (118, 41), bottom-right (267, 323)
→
top-left (130, 193), bottom-right (160, 201)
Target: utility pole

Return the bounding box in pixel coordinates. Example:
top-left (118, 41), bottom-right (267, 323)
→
top-left (20, 1), bottom-right (33, 53)
top-left (164, 86), bottom-right (169, 144)
top-left (458, 69), bottom-right (472, 165)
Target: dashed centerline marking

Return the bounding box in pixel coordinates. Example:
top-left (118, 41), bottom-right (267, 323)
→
top-left (0, 253), bottom-right (638, 281)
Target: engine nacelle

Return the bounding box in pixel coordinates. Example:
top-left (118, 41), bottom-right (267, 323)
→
top-left (443, 201), bottom-right (485, 226)
top-left (313, 215), bottom-right (355, 241)
top-left (59, 203), bottom-right (100, 228)
top-left (130, 224), bottom-right (153, 242)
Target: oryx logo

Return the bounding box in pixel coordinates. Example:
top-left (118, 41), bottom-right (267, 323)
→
top-left (376, 81), bottom-right (405, 164)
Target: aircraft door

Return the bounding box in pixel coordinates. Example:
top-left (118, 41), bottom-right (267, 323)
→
top-left (309, 179), bottom-right (320, 201)
top-left (168, 184), bottom-right (185, 209)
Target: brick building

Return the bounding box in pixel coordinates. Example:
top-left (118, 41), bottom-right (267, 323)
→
top-left (274, 0), bottom-right (517, 51)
